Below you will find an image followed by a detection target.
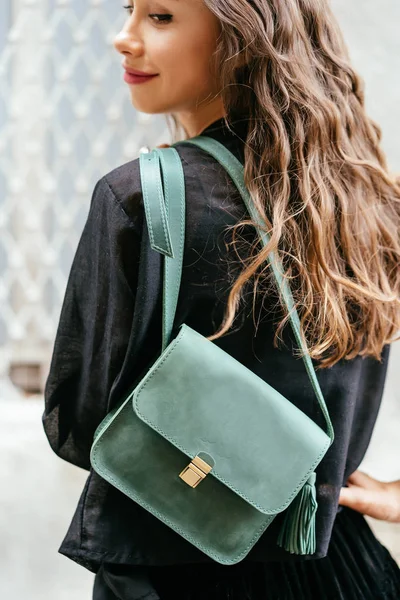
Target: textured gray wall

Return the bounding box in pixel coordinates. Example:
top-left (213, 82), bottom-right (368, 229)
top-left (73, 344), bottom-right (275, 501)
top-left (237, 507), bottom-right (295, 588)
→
top-left (332, 0), bottom-right (400, 170)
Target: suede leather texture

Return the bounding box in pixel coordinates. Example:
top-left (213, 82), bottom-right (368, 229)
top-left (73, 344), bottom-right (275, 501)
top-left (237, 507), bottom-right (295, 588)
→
top-left (90, 323), bottom-right (329, 565)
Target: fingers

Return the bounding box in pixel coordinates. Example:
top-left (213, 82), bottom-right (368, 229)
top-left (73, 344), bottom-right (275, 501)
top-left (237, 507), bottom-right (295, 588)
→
top-left (339, 476), bottom-right (399, 521)
top-left (338, 485), bottom-right (375, 516)
top-left (346, 470), bottom-right (378, 489)
top-left (338, 485), bottom-right (359, 508)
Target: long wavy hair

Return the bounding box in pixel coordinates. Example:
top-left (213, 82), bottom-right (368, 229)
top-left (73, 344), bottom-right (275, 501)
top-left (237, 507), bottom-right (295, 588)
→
top-left (168, 0), bottom-right (400, 369)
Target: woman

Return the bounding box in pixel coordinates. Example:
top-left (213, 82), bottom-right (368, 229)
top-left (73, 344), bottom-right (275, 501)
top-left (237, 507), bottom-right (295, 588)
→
top-left (42, 0), bottom-right (400, 598)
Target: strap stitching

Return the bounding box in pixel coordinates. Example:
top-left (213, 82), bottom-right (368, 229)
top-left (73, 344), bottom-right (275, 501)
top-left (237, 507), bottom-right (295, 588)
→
top-left (154, 154), bottom-right (173, 256)
top-left (140, 153), bottom-right (173, 256)
top-left (155, 148), bottom-right (186, 352)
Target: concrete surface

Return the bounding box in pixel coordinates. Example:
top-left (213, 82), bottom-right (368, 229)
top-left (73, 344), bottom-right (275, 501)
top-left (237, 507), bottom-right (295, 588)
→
top-left (0, 379), bottom-right (94, 600)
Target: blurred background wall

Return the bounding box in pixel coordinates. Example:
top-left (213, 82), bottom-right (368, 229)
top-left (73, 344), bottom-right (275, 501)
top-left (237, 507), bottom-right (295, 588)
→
top-left (0, 0), bottom-right (167, 386)
top-left (0, 0), bottom-right (399, 598)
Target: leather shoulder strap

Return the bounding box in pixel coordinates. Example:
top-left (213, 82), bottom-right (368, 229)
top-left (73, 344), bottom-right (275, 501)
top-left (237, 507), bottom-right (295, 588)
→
top-left (139, 150), bottom-right (174, 258)
top-left (139, 148), bottom-right (186, 351)
top-left (140, 140), bottom-right (334, 444)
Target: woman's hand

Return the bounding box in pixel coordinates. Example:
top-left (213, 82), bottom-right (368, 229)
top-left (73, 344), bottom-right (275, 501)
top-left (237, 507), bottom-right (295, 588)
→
top-left (339, 470), bottom-right (400, 523)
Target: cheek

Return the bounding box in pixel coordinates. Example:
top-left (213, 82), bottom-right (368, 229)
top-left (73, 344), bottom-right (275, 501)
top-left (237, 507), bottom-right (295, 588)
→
top-left (127, 19), bottom-right (221, 114)
top-left (154, 31), bottom-right (219, 99)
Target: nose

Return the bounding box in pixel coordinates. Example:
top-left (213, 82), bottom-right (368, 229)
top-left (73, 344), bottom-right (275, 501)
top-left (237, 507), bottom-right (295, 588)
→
top-left (113, 28), bottom-right (144, 58)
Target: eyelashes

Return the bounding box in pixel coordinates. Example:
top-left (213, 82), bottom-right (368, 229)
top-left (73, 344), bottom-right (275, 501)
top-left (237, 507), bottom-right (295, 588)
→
top-left (122, 5), bottom-right (173, 24)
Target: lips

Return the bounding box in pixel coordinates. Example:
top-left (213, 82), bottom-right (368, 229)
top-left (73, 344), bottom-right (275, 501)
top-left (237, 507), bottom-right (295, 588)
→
top-left (123, 70), bottom-right (158, 85)
top-left (123, 66), bottom-right (158, 77)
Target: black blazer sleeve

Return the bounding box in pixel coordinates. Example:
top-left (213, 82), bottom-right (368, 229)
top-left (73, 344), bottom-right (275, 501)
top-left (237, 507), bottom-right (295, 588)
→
top-left (42, 176), bottom-right (142, 470)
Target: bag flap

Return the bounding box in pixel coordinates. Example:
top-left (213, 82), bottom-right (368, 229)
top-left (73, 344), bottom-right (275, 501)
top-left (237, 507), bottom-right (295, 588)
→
top-left (132, 324), bottom-right (330, 515)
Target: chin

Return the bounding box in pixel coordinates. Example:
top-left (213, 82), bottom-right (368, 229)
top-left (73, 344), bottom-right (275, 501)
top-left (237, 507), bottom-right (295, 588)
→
top-left (128, 95), bottom-right (167, 116)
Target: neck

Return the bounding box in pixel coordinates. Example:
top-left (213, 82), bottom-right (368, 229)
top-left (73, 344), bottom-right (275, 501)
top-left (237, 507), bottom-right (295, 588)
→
top-left (174, 97), bottom-right (226, 139)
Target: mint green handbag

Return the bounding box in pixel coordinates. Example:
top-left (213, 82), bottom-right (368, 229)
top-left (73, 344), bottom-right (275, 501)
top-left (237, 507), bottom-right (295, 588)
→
top-left (90, 136), bottom-right (334, 565)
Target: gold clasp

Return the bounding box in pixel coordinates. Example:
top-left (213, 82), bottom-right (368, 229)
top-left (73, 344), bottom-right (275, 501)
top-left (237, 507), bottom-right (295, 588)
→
top-left (179, 454), bottom-right (213, 488)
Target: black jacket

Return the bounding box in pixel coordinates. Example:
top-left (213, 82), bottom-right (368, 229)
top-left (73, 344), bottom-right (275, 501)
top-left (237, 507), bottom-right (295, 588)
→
top-left (43, 117), bottom-right (391, 573)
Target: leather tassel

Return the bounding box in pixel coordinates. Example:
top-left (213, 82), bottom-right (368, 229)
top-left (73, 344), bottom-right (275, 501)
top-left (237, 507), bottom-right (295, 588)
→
top-left (276, 471), bottom-right (318, 555)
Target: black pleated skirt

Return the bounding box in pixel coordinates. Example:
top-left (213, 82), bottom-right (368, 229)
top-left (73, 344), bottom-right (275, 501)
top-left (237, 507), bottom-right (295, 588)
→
top-left (93, 506), bottom-right (400, 600)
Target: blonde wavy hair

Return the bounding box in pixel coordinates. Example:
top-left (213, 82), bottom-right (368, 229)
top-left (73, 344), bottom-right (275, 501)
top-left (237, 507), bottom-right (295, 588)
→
top-left (169, 0), bottom-right (400, 369)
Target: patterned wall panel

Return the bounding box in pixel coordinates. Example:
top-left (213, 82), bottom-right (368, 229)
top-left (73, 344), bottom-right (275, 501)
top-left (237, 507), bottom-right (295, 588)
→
top-left (0, 0), bottom-right (168, 378)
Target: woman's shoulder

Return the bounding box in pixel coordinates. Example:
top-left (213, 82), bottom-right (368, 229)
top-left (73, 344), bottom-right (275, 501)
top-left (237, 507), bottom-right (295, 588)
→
top-left (97, 141), bottom-right (234, 225)
top-left (99, 156), bottom-right (143, 225)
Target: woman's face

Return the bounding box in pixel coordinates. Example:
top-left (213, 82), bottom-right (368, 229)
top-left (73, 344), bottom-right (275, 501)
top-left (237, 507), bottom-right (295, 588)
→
top-left (113, 0), bottom-right (223, 120)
